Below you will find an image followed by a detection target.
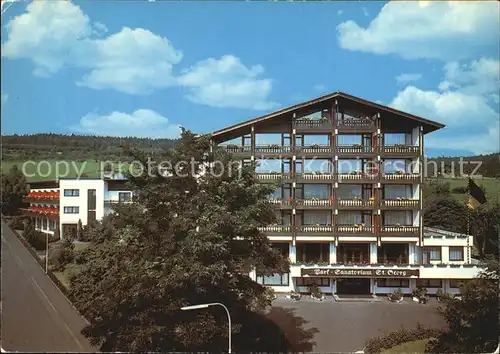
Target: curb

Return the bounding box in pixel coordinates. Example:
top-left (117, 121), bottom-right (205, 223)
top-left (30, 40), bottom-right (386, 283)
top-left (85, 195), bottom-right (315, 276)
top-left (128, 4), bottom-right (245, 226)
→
top-left (2, 217), bottom-right (91, 326)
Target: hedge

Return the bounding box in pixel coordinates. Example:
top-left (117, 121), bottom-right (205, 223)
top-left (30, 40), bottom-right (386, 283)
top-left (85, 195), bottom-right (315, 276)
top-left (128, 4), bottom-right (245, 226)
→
top-left (364, 325), bottom-right (443, 354)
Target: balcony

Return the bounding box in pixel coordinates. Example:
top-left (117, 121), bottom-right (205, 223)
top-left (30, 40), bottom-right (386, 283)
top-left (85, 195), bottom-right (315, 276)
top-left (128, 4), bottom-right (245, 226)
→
top-left (380, 199), bottom-right (419, 209)
top-left (268, 198), bottom-right (294, 209)
top-left (255, 172), bottom-right (292, 183)
top-left (258, 225), bottom-right (292, 236)
top-left (336, 118), bottom-right (376, 132)
top-left (335, 224), bottom-right (375, 235)
top-left (254, 145), bottom-right (292, 156)
top-left (295, 172), bottom-right (334, 183)
top-left (380, 225), bottom-right (420, 236)
top-left (220, 145), bottom-right (252, 157)
top-left (295, 145), bottom-right (333, 156)
top-left (379, 145), bottom-right (419, 157)
top-left (336, 199), bottom-right (375, 209)
top-left (336, 145), bottom-right (375, 156)
top-left (381, 173), bottom-right (420, 183)
top-left (295, 198), bottom-right (334, 209)
top-left (377, 256), bottom-right (409, 265)
top-left (294, 118), bottom-right (333, 132)
top-left (336, 172), bottom-right (378, 183)
top-left (296, 224), bottom-right (334, 236)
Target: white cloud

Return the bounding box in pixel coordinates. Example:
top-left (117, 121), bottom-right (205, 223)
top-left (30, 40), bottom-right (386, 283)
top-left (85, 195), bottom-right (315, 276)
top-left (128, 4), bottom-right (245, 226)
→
top-left (395, 73), bottom-right (422, 84)
top-left (2, 2), bottom-right (182, 93)
top-left (1, 92), bottom-right (8, 105)
top-left (337, 10), bottom-right (343, 16)
top-left (313, 84), bottom-right (327, 92)
top-left (337, 1), bottom-right (500, 61)
top-left (177, 55), bottom-right (277, 110)
top-left (390, 58), bottom-right (500, 154)
top-left (2, 1), bottom-right (277, 108)
top-left (361, 7), bottom-right (369, 17)
top-left (74, 109), bottom-right (181, 138)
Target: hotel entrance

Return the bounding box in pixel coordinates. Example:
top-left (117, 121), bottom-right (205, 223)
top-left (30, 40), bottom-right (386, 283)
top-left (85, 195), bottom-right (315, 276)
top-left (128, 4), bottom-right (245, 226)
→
top-left (336, 278), bottom-right (371, 295)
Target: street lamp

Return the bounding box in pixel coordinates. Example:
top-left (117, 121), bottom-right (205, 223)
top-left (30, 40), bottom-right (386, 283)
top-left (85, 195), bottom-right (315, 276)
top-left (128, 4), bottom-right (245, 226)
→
top-left (181, 302), bottom-right (232, 353)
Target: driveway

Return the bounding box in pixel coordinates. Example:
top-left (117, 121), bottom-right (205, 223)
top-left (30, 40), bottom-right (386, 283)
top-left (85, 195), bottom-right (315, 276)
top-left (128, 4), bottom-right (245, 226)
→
top-left (269, 296), bottom-right (446, 352)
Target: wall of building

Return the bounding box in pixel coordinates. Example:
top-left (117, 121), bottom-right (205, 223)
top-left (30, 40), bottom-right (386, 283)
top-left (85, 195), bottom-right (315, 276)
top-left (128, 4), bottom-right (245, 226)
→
top-left (59, 179), bottom-right (105, 233)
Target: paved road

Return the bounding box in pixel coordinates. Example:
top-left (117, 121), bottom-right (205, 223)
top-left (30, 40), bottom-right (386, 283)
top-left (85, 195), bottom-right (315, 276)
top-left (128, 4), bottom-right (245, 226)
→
top-left (272, 296), bottom-right (446, 352)
top-left (1, 220), bottom-right (96, 352)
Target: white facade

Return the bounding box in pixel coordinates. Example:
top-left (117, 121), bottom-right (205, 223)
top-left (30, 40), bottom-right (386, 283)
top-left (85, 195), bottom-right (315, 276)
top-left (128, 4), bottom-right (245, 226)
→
top-left (27, 178), bottom-right (133, 239)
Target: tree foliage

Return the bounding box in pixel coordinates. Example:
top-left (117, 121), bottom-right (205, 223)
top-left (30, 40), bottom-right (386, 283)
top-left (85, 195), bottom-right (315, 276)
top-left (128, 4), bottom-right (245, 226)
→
top-left (1, 165), bottom-right (27, 215)
top-left (426, 258), bottom-right (500, 353)
top-left (69, 130), bottom-right (293, 352)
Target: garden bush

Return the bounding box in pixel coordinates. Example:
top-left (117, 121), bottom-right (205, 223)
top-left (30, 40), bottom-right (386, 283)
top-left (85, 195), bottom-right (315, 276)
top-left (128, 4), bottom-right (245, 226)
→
top-left (8, 215), bottom-right (26, 230)
top-left (451, 186), bottom-right (467, 194)
top-left (364, 325), bottom-right (443, 354)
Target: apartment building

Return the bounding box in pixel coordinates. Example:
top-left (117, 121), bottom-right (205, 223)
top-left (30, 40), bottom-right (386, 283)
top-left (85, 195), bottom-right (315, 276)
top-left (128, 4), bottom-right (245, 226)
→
top-left (211, 91), bottom-right (480, 295)
top-left (23, 177), bottom-right (133, 239)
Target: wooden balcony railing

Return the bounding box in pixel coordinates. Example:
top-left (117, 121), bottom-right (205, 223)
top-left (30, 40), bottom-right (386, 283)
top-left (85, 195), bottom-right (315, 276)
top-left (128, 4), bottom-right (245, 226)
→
top-left (255, 172), bottom-right (291, 180)
top-left (380, 199), bottom-right (419, 208)
top-left (337, 199), bottom-right (375, 208)
top-left (258, 225), bottom-right (292, 233)
top-left (268, 198), bottom-right (293, 207)
top-left (381, 173), bottom-right (420, 181)
top-left (380, 225), bottom-right (419, 234)
top-left (379, 145), bottom-right (419, 154)
top-left (295, 145), bottom-right (333, 154)
top-left (335, 225), bottom-right (374, 233)
top-left (377, 257), bottom-right (409, 265)
top-left (295, 172), bottom-right (334, 181)
top-left (336, 118), bottom-right (375, 130)
top-left (336, 172), bottom-right (378, 181)
top-left (294, 118), bottom-right (333, 130)
top-left (254, 145), bottom-right (292, 154)
top-left (336, 145), bottom-right (375, 154)
top-left (221, 145), bottom-right (252, 154)
top-left (296, 225), bottom-right (334, 233)
top-left (295, 199), bottom-right (334, 207)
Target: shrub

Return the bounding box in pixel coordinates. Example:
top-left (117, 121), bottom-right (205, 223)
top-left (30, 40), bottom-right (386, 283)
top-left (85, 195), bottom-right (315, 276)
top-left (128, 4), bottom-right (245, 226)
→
top-left (451, 186), bottom-right (467, 194)
top-left (364, 325), bottom-right (443, 354)
top-left (9, 215), bottom-right (26, 230)
top-left (388, 288), bottom-right (404, 301)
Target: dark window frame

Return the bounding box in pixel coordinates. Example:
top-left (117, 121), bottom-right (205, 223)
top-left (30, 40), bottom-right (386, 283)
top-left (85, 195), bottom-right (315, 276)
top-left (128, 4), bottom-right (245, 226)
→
top-left (256, 273), bottom-right (289, 286)
top-left (64, 189), bottom-right (80, 197)
top-left (377, 278), bottom-right (410, 288)
top-left (63, 206), bottom-right (79, 214)
top-left (416, 279), bottom-right (442, 288)
top-left (449, 246), bottom-right (464, 261)
top-left (296, 277), bottom-right (330, 287)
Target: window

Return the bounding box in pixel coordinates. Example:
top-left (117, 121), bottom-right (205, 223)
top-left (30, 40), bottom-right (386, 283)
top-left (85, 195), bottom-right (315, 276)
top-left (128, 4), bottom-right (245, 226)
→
top-left (42, 217), bottom-right (47, 229)
top-left (449, 247), bottom-right (464, 261)
top-left (377, 278), bottom-right (410, 287)
top-left (450, 279), bottom-right (468, 288)
top-left (303, 184), bottom-right (329, 199)
top-left (296, 277), bottom-right (330, 287)
top-left (383, 211), bottom-right (412, 226)
top-left (119, 192), bottom-right (132, 203)
top-left (425, 247), bottom-right (441, 261)
top-left (272, 243), bottom-right (290, 257)
top-left (384, 185), bottom-right (412, 199)
top-left (337, 185), bottom-right (362, 199)
top-left (383, 159), bottom-right (407, 174)
top-left (64, 206), bottom-right (79, 214)
top-left (256, 273), bottom-right (289, 286)
top-left (49, 219), bottom-right (55, 231)
top-left (64, 189), bottom-right (80, 197)
top-left (417, 279), bottom-right (442, 288)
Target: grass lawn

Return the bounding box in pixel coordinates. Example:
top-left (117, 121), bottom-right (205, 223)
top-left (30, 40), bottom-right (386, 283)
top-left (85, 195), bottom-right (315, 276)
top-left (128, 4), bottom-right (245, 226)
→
top-left (427, 177), bottom-right (500, 205)
top-left (1, 160), bottom-right (105, 182)
top-left (381, 338), bottom-right (430, 354)
top-left (53, 263), bottom-right (83, 290)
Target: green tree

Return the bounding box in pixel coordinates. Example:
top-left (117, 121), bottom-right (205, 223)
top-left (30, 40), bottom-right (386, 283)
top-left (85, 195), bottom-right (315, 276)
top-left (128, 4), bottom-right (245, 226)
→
top-left (1, 165), bottom-right (27, 215)
top-left (426, 257), bottom-right (500, 353)
top-left (423, 197), bottom-right (468, 233)
top-left (69, 130), bottom-right (290, 352)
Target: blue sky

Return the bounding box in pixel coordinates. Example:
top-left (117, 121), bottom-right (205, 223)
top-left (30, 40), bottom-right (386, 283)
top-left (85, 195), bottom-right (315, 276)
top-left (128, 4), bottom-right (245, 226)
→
top-left (1, 1), bottom-right (499, 157)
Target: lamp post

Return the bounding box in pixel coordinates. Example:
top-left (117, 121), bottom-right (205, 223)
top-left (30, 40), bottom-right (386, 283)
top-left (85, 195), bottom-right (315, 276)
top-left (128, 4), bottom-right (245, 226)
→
top-left (181, 303), bottom-right (232, 353)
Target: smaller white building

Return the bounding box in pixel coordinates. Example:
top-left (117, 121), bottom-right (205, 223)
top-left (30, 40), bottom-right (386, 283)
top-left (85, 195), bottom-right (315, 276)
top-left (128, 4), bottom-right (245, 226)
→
top-left (24, 177), bottom-right (133, 239)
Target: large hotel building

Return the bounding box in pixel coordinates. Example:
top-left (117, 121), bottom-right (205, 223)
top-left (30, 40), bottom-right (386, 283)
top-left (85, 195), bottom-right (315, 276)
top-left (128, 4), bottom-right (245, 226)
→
top-left (23, 91), bottom-right (480, 296)
top-left (210, 91), bottom-right (479, 296)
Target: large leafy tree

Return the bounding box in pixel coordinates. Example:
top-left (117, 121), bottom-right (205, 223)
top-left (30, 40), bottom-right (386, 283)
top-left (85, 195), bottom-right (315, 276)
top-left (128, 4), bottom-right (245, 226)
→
top-left (426, 257), bottom-right (500, 353)
top-left (69, 130), bottom-right (290, 351)
top-left (1, 165), bottom-right (27, 215)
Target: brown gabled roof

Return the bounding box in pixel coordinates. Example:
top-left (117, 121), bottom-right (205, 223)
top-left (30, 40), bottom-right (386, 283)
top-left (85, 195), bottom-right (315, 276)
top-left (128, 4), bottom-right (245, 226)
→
top-left (212, 91), bottom-right (445, 139)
